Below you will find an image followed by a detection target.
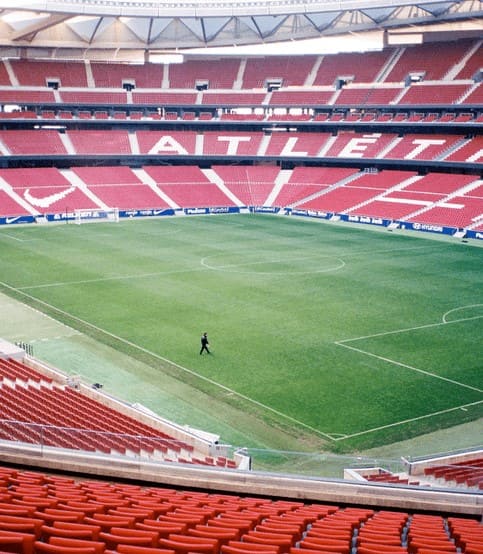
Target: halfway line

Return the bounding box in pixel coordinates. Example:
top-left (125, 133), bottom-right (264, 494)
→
top-left (17, 266), bottom-right (210, 290)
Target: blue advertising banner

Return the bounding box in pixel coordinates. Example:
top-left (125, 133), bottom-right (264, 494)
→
top-left (0, 215), bottom-right (36, 225)
top-left (290, 209), bottom-right (332, 220)
top-left (397, 221), bottom-right (455, 236)
top-left (1, 207), bottom-right (481, 241)
top-left (341, 214), bottom-right (390, 227)
top-left (121, 208), bottom-right (175, 218)
top-left (466, 230), bottom-right (483, 240)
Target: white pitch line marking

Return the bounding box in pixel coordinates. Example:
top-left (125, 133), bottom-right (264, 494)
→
top-left (0, 279), bottom-right (335, 442)
top-left (336, 340), bottom-right (482, 393)
top-left (0, 232), bottom-right (37, 242)
top-left (331, 308), bottom-right (483, 440)
top-left (442, 304), bottom-right (483, 324)
top-left (200, 254), bottom-right (345, 275)
top-left (333, 400), bottom-right (483, 441)
top-left (17, 266), bottom-right (210, 290)
top-left (337, 313), bottom-right (483, 345)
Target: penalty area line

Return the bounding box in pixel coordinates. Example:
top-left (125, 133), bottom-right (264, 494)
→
top-left (336, 340), bottom-right (482, 393)
top-left (337, 313), bottom-right (483, 345)
top-left (333, 400), bottom-right (483, 442)
top-left (0, 279), bottom-right (335, 443)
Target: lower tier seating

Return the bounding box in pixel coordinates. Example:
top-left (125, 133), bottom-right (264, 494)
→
top-left (0, 358), bottom-right (239, 467)
top-left (0, 166), bottom-right (481, 231)
top-left (0, 465), bottom-right (480, 554)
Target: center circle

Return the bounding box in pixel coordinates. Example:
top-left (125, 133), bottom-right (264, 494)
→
top-left (201, 252), bottom-right (345, 275)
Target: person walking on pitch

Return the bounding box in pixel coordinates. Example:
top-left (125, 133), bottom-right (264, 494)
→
top-left (200, 332), bottom-right (211, 355)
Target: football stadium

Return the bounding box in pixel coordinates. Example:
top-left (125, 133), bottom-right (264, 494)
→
top-left (0, 0), bottom-right (481, 551)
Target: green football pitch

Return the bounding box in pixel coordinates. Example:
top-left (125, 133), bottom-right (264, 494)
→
top-left (0, 214), bottom-right (481, 456)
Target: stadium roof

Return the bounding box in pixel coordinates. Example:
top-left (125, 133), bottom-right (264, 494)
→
top-left (0, 0), bottom-right (481, 59)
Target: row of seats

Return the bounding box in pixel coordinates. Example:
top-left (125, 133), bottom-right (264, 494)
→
top-left (423, 458), bottom-right (483, 488)
top-left (0, 82), bottom-right (483, 110)
top-left (0, 465), bottom-right (480, 554)
top-left (0, 39), bottom-right (480, 89)
top-left (0, 359), bottom-right (237, 467)
top-left (0, 130), bottom-right (481, 162)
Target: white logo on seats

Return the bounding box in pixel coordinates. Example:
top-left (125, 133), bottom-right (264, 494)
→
top-left (23, 186), bottom-right (76, 208)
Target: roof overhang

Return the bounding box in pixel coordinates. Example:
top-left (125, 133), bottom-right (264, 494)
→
top-left (0, 0), bottom-right (480, 59)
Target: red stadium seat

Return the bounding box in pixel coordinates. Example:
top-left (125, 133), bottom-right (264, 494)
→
top-left (0, 530), bottom-right (35, 554)
top-left (116, 547), bottom-right (175, 554)
top-left (34, 543), bottom-right (98, 554)
top-left (51, 522), bottom-right (102, 540)
top-left (40, 525), bottom-right (98, 541)
top-left (0, 515), bottom-right (44, 539)
top-left (48, 536), bottom-right (106, 554)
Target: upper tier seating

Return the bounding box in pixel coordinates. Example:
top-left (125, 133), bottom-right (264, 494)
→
top-left (59, 91), bottom-right (128, 105)
top-left (396, 84), bottom-right (470, 105)
top-left (67, 131), bottom-right (132, 155)
top-left (383, 39), bottom-right (475, 82)
top-left (0, 130), bottom-right (67, 155)
top-left (9, 59), bottom-right (88, 87)
top-left (382, 134), bottom-right (464, 161)
top-left (461, 83), bottom-right (483, 105)
top-left (454, 41), bottom-right (483, 79)
top-left (323, 132), bottom-right (398, 159)
top-left (202, 132), bottom-right (264, 156)
top-left (169, 59), bottom-right (242, 89)
top-left (91, 62), bottom-right (164, 88)
top-left (0, 39), bottom-right (478, 99)
top-left (136, 130), bottom-right (197, 156)
top-left (264, 132), bottom-right (331, 157)
top-left (0, 60), bottom-right (11, 85)
top-left (313, 51), bottom-right (394, 85)
top-left (242, 56), bottom-right (318, 88)
top-left (334, 86), bottom-right (403, 106)
top-left (0, 90), bottom-right (55, 104)
top-left (269, 90), bottom-right (333, 106)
